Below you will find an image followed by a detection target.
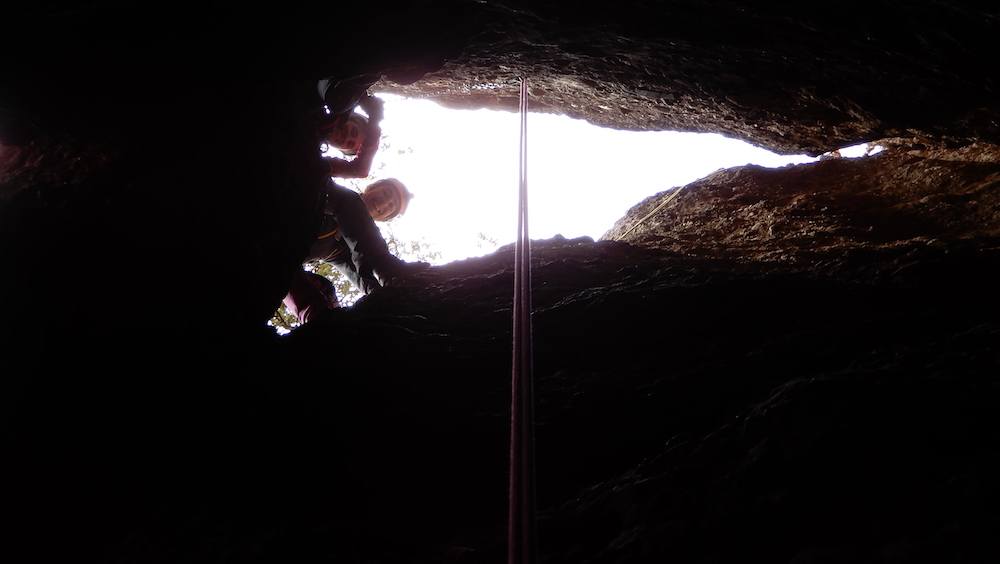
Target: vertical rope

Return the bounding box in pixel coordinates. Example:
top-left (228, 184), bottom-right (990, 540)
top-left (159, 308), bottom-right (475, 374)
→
top-left (508, 77), bottom-right (537, 564)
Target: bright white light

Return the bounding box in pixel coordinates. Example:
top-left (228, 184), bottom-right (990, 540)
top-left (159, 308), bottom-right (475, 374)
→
top-left (839, 143), bottom-right (869, 158)
top-left (358, 94), bottom-right (820, 264)
top-left (267, 320), bottom-right (292, 335)
top-left (824, 142), bottom-right (885, 159)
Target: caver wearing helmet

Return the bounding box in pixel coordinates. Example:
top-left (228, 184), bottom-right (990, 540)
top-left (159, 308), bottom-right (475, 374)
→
top-left (282, 178), bottom-right (427, 324)
top-left (318, 94), bottom-right (385, 179)
top-left (319, 112), bottom-right (368, 156)
top-left (361, 178), bottom-right (412, 221)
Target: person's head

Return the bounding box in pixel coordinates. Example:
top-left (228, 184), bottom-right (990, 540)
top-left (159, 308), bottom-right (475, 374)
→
top-left (361, 178), bottom-right (412, 222)
top-left (321, 112), bottom-right (368, 156)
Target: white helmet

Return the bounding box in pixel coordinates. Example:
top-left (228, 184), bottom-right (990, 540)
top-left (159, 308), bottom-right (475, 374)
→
top-left (363, 178), bottom-right (412, 221)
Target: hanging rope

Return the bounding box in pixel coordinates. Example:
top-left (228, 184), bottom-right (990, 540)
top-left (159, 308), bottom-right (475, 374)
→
top-left (508, 77), bottom-right (537, 564)
top-left (615, 185), bottom-right (687, 240)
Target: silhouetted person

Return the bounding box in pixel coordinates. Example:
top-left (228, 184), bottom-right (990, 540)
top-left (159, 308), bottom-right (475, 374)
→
top-left (283, 178), bottom-right (426, 324)
top-left (319, 93), bottom-right (385, 179)
top-left (316, 74), bottom-right (385, 179)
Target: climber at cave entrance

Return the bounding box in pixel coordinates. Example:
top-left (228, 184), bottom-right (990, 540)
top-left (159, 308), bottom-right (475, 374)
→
top-left (281, 77), bottom-right (428, 325)
top-left (316, 74), bottom-right (385, 179)
top-left (282, 177), bottom-right (428, 324)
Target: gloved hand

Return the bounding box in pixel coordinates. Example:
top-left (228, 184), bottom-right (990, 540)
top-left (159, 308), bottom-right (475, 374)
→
top-left (376, 259), bottom-right (431, 288)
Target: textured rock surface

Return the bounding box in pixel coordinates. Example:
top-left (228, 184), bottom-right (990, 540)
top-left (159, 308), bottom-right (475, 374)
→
top-left (3, 2), bottom-right (999, 155)
top-left (377, 2), bottom-right (1000, 154)
top-left (607, 141), bottom-right (1000, 267)
top-left (273, 145), bottom-right (999, 562)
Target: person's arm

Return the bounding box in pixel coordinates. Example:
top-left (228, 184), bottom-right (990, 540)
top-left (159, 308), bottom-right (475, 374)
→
top-left (323, 182), bottom-right (398, 294)
top-left (324, 95), bottom-right (384, 179)
top-left (283, 270), bottom-right (338, 324)
top-left (325, 156), bottom-right (360, 178)
top-left (330, 253), bottom-right (364, 291)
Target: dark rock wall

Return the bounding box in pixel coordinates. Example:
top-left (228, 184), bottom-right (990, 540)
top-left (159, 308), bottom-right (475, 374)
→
top-left (607, 141), bottom-right (1000, 267)
top-left (2, 2), bottom-right (1000, 563)
top-left (4, 2), bottom-right (999, 154)
top-left (378, 1), bottom-right (1000, 154)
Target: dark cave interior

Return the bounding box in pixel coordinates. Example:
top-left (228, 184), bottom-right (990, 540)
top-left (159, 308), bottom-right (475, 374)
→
top-left (2, 2), bottom-right (999, 563)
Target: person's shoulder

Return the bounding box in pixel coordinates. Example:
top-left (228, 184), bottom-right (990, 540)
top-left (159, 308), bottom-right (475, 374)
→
top-left (325, 180), bottom-right (355, 195)
top-left (324, 181), bottom-right (365, 210)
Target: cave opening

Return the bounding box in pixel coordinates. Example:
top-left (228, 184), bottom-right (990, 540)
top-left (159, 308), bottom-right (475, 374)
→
top-left (285, 91), bottom-right (887, 327)
top-left (5, 2), bottom-right (1000, 561)
top-left (328, 94), bottom-right (892, 267)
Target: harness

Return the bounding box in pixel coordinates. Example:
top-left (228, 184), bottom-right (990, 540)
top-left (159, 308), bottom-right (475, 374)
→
top-left (316, 225), bottom-right (340, 240)
top-left (313, 188), bottom-right (348, 262)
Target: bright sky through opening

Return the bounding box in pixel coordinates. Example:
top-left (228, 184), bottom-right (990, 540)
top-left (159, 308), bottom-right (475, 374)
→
top-left (344, 94), bottom-right (861, 264)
